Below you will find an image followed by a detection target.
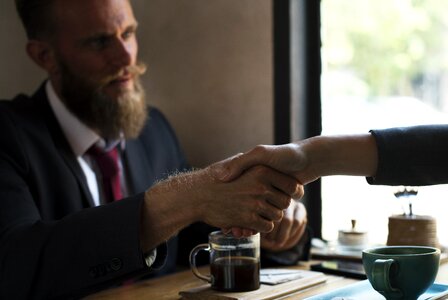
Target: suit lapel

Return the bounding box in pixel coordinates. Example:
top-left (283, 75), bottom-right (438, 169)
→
top-left (34, 84), bottom-right (96, 207)
top-left (57, 145), bottom-right (96, 207)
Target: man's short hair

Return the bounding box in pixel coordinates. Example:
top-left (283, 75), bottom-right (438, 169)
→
top-left (15, 0), bottom-right (55, 39)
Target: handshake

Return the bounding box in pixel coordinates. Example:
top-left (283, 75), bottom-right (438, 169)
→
top-left (144, 133), bottom-right (377, 253)
top-left (210, 144), bottom-right (308, 250)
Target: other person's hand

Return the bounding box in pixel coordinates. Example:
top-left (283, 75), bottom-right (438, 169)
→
top-left (260, 200), bottom-right (307, 251)
top-left (212, 143), bottom-right (317, 186)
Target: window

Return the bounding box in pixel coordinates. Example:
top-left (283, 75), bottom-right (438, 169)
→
top-left (321, 0), bottom-right (448, 246)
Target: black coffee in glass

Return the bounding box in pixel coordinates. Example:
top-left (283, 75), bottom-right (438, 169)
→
top-left (190, 231), bottom-right (261, 292)
top-left (211, 256), bottom-right (260, 292)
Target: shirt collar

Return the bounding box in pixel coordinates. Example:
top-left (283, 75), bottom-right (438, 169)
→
top-left (46, 81), bottom-right (101, 157)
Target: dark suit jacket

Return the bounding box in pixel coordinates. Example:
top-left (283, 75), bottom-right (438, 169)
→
top-left (0, 84), bottom-right (192, 299)
top-left (368, 125), bottom-right (448, 186)
top-left (0, 83), bottom-right (311, 299)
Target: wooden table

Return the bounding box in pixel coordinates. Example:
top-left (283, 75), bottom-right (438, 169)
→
top-left (85, 262), bottom-right (448, 299)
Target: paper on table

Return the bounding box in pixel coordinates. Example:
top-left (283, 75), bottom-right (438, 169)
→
top-left (260, 268), bottom-right (310, 285)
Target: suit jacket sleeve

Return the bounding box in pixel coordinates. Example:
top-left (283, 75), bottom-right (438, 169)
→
top-left (367, 124), bottom-right (448, 186)
top-left (0, 102), bottom-right (166, 300)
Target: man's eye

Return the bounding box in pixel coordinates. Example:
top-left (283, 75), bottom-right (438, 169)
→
top-left (122, 30), bottom-right (135, 40)
top-left (89, 38), bottom-right (108, 50)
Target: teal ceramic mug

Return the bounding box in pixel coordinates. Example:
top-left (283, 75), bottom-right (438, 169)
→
top-left (362, 246), bottom-right (440, 300)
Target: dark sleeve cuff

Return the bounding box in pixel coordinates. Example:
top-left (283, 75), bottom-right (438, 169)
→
top-left (367, 125), bottom-right (448, 186)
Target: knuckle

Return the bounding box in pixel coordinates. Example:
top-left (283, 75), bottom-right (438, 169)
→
top-left (292, 182), bottom-right (302, 196)
top-left (265, 193), bottom-right (290, 209)
top-left (251, 144), bottom-right (268, 156)
top-left (295, 185), bottom-right (305, 199)
top-left (283, 216), bottom-right (294, 227)
top-left (286, 181), bottom-right (298, 196)
top-left (301, 217), bottom-right (308, 226)
top-left (279, 195), bottom-right (291, 209)
top-left (263, 221), bottom-right (274, 233)
top-left (251, 215), bottom-right (270, 232)
top-left (231, 152), bottom-right (245, 162)
top-left (273, 209), bottom-right (284, 221)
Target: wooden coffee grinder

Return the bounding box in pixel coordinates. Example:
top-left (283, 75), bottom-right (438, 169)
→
top-left (387, 187), bottom-right (438, 248)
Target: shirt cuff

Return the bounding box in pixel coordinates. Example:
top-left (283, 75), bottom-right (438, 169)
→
top-left (143, 248), bottom-right (157, 267)
top-left (143, 242), bottom-right (168, 270)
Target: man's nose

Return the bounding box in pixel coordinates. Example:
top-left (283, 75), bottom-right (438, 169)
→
top-left (110, 39), bottom-right (135, 68)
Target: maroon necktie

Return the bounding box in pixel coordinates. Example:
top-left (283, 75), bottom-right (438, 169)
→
top-left (87, 145), bottom-right (123, 203)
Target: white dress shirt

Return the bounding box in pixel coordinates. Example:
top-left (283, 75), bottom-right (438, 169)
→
top-left (46, 81), bottom-right (128, 205)
top-left (45, 81), bottom-right (156, 267)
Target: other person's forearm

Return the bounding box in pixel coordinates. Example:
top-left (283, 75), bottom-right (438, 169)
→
top-left (215, 133), bottom-right (378, 185)
top-left (303, 133), bottom-right (378, 179)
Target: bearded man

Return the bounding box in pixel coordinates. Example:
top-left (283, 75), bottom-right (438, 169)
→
top-left (0, 0), bottom-right (309, 299)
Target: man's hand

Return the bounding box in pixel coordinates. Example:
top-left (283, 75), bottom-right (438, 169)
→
top-left (222, 200), bottom-right (308, 251)
top-left (210, 145), bottom-right (309, 250)
top-left (195, 165), bottom-right (301, 232)
top-left (140, 164), bottom-right (302, 251)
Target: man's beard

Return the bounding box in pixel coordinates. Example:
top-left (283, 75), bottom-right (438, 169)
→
top-left (59, 62), bottom-right (148, 140)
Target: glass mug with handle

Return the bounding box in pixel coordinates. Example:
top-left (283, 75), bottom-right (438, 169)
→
top-left (189, 230), bottom-right (260, 292)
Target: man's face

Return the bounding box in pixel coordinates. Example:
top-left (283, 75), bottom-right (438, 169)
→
top-left (49, 0), bottom-right (147, 139)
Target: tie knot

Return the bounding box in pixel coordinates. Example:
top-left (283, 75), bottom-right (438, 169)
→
top-left (87, 145), bottom-right (120, 177)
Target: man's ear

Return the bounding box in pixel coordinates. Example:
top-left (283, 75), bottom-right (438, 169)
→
top-left (26, 40), bottom-right (58, 74)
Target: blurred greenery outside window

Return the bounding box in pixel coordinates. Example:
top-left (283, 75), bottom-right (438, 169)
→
top-left (321, 0), bottom-right (448, 246)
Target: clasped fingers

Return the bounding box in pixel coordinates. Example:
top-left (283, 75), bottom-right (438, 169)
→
top-left (261, 201), bottom-right (308, 251)
top-left (249, 165), bottom-right (303, 201)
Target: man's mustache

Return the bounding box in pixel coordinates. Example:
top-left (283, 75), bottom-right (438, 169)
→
top-left (100, 62), bottom-right (147, 86)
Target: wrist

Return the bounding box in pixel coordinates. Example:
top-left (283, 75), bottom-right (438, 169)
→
top-left (298, 136), bottom-right (329, 179)
top-left (309, 134), bottom-right (378, 177)
top-left (140, 174), bottom-right (201, 252)
top-left (146, 174), bottom-right (202, 223)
